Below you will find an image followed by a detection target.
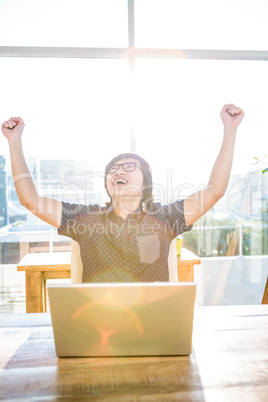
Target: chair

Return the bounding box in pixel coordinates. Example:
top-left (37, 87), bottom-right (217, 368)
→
top-left (71, 240), bottom-right (83, 284)
top-left (168, 239), bottom-right (179, 282)
top-left (71, 238), bottom-right (179, 283)
top-left (262, 276), bottom-right (268, 304)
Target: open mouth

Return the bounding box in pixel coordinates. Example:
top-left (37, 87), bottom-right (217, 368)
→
top-left (113, 179), bottom-right (128, 185)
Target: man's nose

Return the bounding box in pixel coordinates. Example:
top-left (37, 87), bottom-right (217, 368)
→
top-left (115, 166), bottom-right (125, 175)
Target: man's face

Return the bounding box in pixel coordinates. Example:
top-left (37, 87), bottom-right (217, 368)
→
top-left (106, 158), bottom-right (145, 202)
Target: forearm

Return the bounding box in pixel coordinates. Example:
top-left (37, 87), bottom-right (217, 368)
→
top-left (207, 127), bottom-right (237, 198)
top-left (2, 117), bottom-right (62, 227)
top-left (8, 137), bottom-right (39, 210)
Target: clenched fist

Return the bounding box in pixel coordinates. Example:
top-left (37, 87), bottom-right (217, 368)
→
top-left (220, 104), bottom-right (244, 130)
top-left (1, 117), bottom-right (25, 141)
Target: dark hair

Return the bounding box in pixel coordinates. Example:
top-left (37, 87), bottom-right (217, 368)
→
top-left (104, 153), bottom-right (153, 211)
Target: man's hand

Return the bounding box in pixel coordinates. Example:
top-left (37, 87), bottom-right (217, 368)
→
top-left (1, 117), bottom-right (25, 141)
top-left (220, 104), bottom-right (244, 130)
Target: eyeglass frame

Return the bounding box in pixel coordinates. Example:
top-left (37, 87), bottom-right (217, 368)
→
top-left (107, 162), bottom-right (142, 174)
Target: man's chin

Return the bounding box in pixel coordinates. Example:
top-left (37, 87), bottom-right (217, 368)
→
top-left (111, 193), bottom-right (142, 205)
top-left (113, 192), bottom-right (142, 199)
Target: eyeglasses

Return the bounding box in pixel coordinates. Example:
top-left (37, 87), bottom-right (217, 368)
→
top-left (107, 162), bottom-right (141, 174)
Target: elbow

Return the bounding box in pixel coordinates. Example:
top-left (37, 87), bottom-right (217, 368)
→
top-left (20, 196), bottom-right (38, 213)
top-left (208, 189), bottom-right (225, 205)
top-left (214, 189), bottom-right (225, 201)
top-left (208, 183), bottom-right (226, 201)
top-left (21, 200), bottom-right (35, 213)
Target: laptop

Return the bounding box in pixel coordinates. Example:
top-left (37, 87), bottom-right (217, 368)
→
top-left (47, 282), bottom-right (196, 357)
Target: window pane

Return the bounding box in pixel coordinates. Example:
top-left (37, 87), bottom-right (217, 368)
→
top-left (0, 0), bottom-right (128, 47)
top-left (194, 255), bottom-right (268, 305)
top-left (135, 0), bottom-right (268, 50)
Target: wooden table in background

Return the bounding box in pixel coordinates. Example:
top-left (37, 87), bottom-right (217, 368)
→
top-left (1, 305), bottom-right (267, 401)
top-left (177, 248), bottom-right (201, 281)
top-left (17, 249), bottom-right (201, 313)
top-left (17, 252), bottom-right (71, 313)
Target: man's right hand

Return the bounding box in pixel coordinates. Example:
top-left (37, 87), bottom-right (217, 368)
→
top-left (1, 117), bottom-right (25, 141)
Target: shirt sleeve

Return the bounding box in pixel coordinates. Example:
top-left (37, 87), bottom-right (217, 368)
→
top-left (157, 199), bottom-right (193, 239)
top-left (58, 201), bottom-right (88, 241)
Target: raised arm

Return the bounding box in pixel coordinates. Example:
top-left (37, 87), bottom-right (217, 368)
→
top-left (1, 117), bottom-right (62, 228)
top-left (184, 104), bottom-right (244, 226)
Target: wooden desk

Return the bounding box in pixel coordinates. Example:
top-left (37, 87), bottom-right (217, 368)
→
top-left (1, 305), bottom-right (267, 401)
top-left (17, 249), bottom-right (201, 313)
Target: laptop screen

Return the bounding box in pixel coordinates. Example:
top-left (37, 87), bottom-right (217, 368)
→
top-left (47, 282), bottom-right (196, 357)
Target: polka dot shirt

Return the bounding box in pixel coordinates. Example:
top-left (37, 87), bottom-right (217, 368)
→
top-left (58, 200), bottom-right (193, 283)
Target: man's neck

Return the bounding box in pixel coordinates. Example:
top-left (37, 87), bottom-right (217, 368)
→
top-left (112, 198), bottom-right (141, 220)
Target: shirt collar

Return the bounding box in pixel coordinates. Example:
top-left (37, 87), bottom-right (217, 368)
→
top-left (104, 203), bottom-right (114, 217)
top-left (104, 203), bottom-right (144, 222)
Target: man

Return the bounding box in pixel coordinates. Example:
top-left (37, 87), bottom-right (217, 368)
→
top-left (1, 104), bottom-right (244, 281)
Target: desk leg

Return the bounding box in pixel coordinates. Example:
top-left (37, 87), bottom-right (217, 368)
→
top-left (25, 271), bottom-right (43, 313)
top-left (177, 264), bottom-right (194, 282)
top-left (262, 277), bottom-right (268, 304)
top-left (43, 279), bottom-right (47, 312)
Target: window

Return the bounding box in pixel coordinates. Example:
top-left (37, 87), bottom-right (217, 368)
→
top-left (134, 58), bottom-right (268, 193)
top-left (0, 0), bottom-right (128, 47)
top-left (1, 57), bottom-right (130, 166)
top-left (135, 0), bottom-right (268, 50)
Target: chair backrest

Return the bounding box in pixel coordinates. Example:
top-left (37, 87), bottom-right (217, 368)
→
top-left (71, 238), bottom-right (179, 283)
top-left (71, 240), bottom-right (83, 284)
top-left (168, 239), bottom-right (179, 282)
